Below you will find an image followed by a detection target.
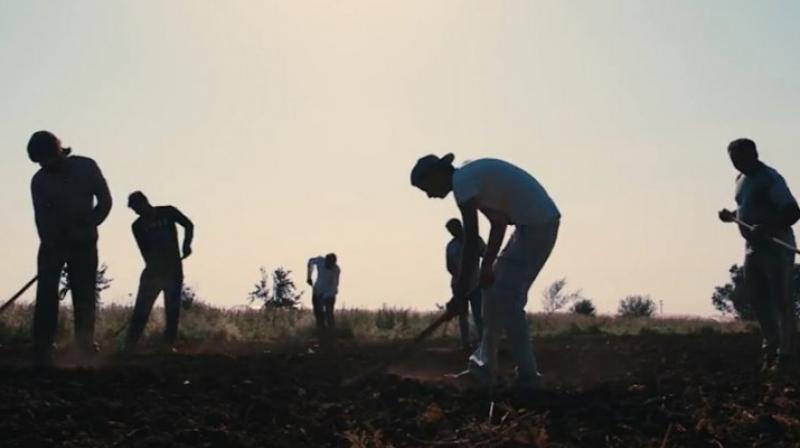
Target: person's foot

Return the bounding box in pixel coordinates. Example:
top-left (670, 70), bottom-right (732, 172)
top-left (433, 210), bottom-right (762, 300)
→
top-left (770, 355), bottom-right (797, 375)
top-left (760, 352), bottom-right (778, 373)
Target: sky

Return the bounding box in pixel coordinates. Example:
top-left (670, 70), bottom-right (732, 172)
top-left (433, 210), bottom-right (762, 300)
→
top-left (1, 1), bottom-right (800, 316)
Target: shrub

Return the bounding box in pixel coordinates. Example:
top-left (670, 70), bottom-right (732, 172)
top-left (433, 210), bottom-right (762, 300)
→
top-left (570, 299), bottom-right (597, 317)
top-left (618, 295), bottom-right (656, 318)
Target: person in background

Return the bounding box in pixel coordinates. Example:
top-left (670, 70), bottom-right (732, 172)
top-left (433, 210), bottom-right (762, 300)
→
top-left (445, 218), bottom-right (485, 350)
top-left (28, 130), bottom-right (112, 367)
top-left (124, 191), bottom-right (194, 352)
top-left (307, 253), bottom-right (340, 331)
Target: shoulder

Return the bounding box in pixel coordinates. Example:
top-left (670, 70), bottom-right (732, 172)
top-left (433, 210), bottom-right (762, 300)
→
top-left (31, 169), bottom-right (46, 187)
top-left (69, 155), bottom-right (98, 168)
top-left (132, 217), bottom-right (143, 230)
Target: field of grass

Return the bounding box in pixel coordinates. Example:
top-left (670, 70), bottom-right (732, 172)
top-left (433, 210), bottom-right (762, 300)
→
top-left (0, 302), bottom-right (756, 349)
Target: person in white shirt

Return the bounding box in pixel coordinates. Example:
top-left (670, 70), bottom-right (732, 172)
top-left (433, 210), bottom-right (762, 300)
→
top-left (411, 154), bottom-right (560, 390)
top-left (307, 253), bottom-right (341, 331)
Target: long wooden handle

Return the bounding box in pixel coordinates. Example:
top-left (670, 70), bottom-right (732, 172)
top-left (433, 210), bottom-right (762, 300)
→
top-left (0, 276), bottom-right (38, 315)
top-left (731, 217), bottom-right (800, 255)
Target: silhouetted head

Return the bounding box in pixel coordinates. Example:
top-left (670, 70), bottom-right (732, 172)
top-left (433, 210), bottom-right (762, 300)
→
top-left (410, 153), bottom-right (456, 199)
top-left (446, 218), bottom-right (463, 239)
top-left (27, 130), bottom-right (70, 171)
top-left (128, 191), bottom-right (153, 216)
top-left (728, 138), bottom-right (760, 175)
top-left (324, 253), bottom-right (337, 269)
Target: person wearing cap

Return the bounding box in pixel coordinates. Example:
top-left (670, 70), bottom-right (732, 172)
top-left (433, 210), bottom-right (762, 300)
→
top-left (445, 218), bottom-right (486, 350)
top-left (411, 154), bottom-right (560, 389)
top-left (307, 253), bottom-right (340, 331)
top-left (27, 130), bottom-right (112, 367)
top-left (719, 138), bottom-right (800, 374)
top-left (124, 191), bottom-right (194, 352)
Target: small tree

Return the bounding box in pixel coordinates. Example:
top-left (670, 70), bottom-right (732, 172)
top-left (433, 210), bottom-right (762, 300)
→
top-left (248, 266), bottom-right (272, 307)
top-left (270, 267), bottom-right (303, 309)
top-left (618, 295), bottom-right (656, 318)
top-left (571, 299), bottom-right (597, 317)
top-left (59, 263), bottom-right (113, 306)
top-left (542, 278), bottom-right (582, 313)
top-left (248, 266), bottom-right (304, 309)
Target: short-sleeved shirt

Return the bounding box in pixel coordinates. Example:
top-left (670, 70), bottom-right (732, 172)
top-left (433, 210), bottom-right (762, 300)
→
top-left (132, 206), bottom-right (186, 275)
top-left (309, 257), bottom-right (340, 299)
top-left (452, 159), bottom-right (560, 226)
top-left (735, 162), bottom-right (797, 253)
top-left (31, 155), bottom-right (112, 244)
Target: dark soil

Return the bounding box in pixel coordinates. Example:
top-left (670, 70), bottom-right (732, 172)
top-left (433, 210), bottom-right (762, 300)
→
top-left (1, 333), bottom-right (798, 447)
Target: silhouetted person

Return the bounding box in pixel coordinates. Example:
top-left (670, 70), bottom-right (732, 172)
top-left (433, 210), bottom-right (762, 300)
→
top-left (124, 192), bottom-right (194, 351)
top-left (412, 154), bottom-right (560, 390)
top-left (446, 218), bottom-right (485, 350)
top-left (307, 253), bottom-right (340, 331)
top-left (719, 138), bottom-right (800, 373)
top-left (28, 130), bottom-right (112, 367)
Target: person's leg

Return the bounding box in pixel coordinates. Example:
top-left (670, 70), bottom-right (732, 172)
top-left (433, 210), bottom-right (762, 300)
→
top-left (497, 221), bottom-right (559, 386)
top-left (469, 289), bottom-right (484, 339)
top-left (458, 310), bottom-right (471, 350)
top-left (325, 295), bottom-right (336, 330)
top-left (33, 244), bottom-right (66, 365)
top-left (745, 252), bottom-right (780, 365)
top-left (312, 294), bottom-right (325, 329)
top-left (766, 250), bottom-right (796, 365)
top-left (125, 268), bottom-right (162, 349)
top-left (163, 274), bottom-right (183, 345)
top-left (67, 241), bottom-right (98, 355)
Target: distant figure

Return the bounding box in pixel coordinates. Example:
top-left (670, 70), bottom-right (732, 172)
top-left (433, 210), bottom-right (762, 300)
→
top-left (27, 130), bottom-right (112, 367)
top-left (719, 138), bottom-right (800, 373)
top-left (445, 218), bottom-right (485, 349)
top-left (307, 253), bottom-right (340, 331)
top-left (411, 155), bottom-right (560, 390)
top-left (124, 192), bottom-right (194, 351)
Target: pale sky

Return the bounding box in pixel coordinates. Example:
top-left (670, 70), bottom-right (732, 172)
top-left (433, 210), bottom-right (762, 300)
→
top-left (2, 1), bottom-right (799, 316)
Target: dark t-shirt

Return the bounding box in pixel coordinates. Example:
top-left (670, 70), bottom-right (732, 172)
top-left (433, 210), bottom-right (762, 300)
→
top-left (132, 206), bottom-right (186, 274)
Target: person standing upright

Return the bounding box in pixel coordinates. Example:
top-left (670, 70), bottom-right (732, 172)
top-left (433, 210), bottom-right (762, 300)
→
top-left (719, 138), bottom-right (800, 373)
top-left (307, 253), bottom-right (340, 331)
top-left (28, 130), bottom-right (112, 367)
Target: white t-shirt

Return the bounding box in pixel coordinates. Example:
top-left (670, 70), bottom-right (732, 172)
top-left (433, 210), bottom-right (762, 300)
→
top-left (452, 159), bottom-right (560, 225)
top-left (308, 257), bottom-right (340, 299)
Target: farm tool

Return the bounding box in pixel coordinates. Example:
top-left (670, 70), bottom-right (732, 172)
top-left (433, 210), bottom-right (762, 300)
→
top-left (0, 275), bottom-right (38, 315)
top-left (730, 217), bottom-right (800, 255)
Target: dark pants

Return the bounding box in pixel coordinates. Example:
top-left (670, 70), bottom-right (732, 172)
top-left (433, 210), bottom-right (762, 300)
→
top-left (125, 267), bottom-right (183, 347)
top-left (312, 293), bottom-right (336, 330)
top-left (744, 248), bottom-right (797, 358)
top-left (34, 240), bottom-right (98, 356)
top-left (457, 288), bottom-right (483, 349)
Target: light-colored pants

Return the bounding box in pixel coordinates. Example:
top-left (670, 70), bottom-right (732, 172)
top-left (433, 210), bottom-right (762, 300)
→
top-left (470, 219), bottom-right (559, 385)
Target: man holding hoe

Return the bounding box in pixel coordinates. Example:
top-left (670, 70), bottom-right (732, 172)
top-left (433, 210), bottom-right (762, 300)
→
top-left (411, 154), bottom-right (560, 389)
top-left (27, 130), bottom-right (112, 367)
top-left (719, 138), bottom-right (800, 374)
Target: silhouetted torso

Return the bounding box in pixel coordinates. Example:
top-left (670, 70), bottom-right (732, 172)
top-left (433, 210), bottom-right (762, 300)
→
top-left (132, 206), bottom-right (184, 275)
top-left (31, 155), bottom-right (112, 244)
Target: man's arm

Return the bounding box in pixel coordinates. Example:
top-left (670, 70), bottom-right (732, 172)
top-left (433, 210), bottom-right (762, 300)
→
top-left (452, 200), bottom-right (480, 303)
top-left (169, 206), bottom-right (195, 258)
top-left (307, 258), bottom-right (317, 286)
top-left (132, 223), bottom-right (148, 262)
top-left (751, 176), bottom-right (800, 238)
top-left (31, 176), bottom-right (53, 244)
top-left (89, 161), bottom-right (112, 226)
top-left (481, 210), bottom-right (509, 287)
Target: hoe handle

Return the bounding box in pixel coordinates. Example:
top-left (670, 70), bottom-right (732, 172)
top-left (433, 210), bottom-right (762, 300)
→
top-left (731, 217), bottom-right (800, 255)
top-left (0, 276), bottom-right (38, 315)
